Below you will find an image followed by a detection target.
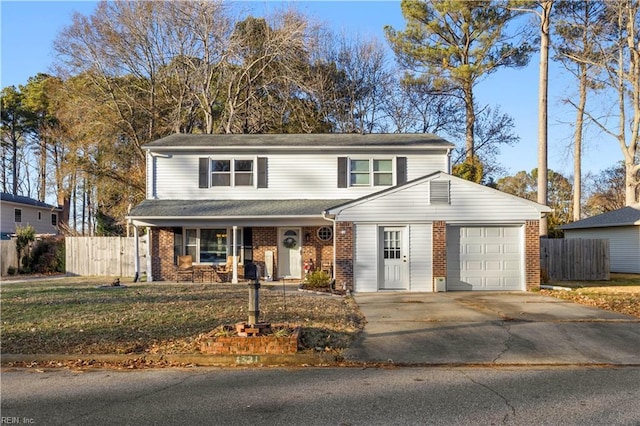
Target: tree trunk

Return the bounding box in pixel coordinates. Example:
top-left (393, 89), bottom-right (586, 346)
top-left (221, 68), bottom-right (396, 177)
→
top-left (537, 0), bottom-right (552, 236)
top-left (39, 136), bottom-right (46, 202)
top-left (573, 64), bottom-right (588, 221)
top-left (463, 81), bottom-right (475, 161)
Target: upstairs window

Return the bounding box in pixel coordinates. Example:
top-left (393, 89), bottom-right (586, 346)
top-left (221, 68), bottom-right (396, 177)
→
top-left (338, 157), bottom-right (405, 188)
top-left (211, 160), bottom-right (231, 186)
top-left (51, 213), bottom-right (58, 226)
top-left (14, 208), bottom-right (22, 223)
top-left (233, 160), bottom-right (253, 186)
top-left (211, 159), bottom-right (253, 186)
top-left (200, 157), bottom-right (266, 188)
top-left (349, 159), bottom-right (393, 187)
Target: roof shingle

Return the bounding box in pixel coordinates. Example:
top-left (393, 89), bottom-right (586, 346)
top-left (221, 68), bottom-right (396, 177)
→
top-left (560, 206), bottom-right (640, 229)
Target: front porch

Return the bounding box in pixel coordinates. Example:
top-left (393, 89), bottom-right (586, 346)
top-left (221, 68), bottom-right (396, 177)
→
top-left (147, 226), bottom-right (335, 284)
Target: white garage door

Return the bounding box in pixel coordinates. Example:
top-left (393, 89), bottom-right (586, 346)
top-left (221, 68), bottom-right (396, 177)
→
top-left (447, 226), bottom-right (523, 291)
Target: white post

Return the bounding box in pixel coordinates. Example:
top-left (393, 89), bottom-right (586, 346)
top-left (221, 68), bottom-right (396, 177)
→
top-left (232, 225), bottom-right (238, 284)
top-left (146, 227), bottom-right (153, 282)
top-left (133, 225), bottom-right (140, 282)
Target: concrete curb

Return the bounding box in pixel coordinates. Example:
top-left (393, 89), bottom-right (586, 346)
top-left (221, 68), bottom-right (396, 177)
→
top-left (1, 352), bottom-right (341, 367)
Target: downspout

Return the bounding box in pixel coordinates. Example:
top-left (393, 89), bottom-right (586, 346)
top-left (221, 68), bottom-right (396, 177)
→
top-left (321, 211), bottom-right (337, 283)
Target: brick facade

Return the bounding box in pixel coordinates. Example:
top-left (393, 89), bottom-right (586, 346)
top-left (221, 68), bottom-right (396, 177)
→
top-left (251, 227), bottom-right (278, 279)
top-left (335, 221), bottom-right (354, 291)
top-left (432, 221), bottom-right (447, 279)
top-left (301, 226), bottom-right (334, 274)
top-left (151, 227), bottom-right (176, 281)
top-left (524, 220), bottom-right (541, 290)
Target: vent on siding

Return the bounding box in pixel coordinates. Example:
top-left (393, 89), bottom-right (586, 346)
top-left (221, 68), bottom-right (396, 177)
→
top-left (430, 180), bottom-right (450, 204)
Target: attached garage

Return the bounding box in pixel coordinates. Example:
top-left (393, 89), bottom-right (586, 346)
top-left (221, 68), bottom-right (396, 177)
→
top-left (325, 172), bottom-right (550, 293)
top-left (446, 225), bottom-right (523, 291)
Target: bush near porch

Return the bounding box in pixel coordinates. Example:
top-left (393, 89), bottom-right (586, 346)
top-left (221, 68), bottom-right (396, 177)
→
top-left (0, 277), bottom-right (365, 356)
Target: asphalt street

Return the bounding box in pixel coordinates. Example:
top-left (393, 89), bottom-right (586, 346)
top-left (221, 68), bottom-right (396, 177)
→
top-left (2, 366), bottom-right (640, 425)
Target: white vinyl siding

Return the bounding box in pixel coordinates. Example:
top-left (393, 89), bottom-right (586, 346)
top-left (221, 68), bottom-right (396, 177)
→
top-left (565, 226), bottom-right (640, 274)
top-left (354, 224), bottom-right (378, 292)
top-left (408, 223), bottom-right (433, 292)
top-left (335, 176), bottom-right (544, 223)
top-left (152, 152), bottom-right (448, 200)
top-left (353, 223), bottom-right (432, 293)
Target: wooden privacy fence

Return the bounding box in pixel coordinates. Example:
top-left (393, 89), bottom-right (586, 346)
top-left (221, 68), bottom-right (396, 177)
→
top-left (65, 237), bottom-right (146, 277)
top-left (540, 238), bottom-right (610, 281)
top-left (1, 240), bottom-right (18, 275)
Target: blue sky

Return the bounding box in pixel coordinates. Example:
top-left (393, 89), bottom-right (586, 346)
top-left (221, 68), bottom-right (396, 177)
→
top-left (0, 0), bottom-right (623, 179)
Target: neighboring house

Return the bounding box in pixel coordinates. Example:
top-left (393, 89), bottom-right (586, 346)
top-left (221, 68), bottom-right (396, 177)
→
top-left (560, 206), bottom-right (640, 274)
top-left (0, 192), bottom-right (61, 239)
top-left (127, 133), bottom-right (550, 292)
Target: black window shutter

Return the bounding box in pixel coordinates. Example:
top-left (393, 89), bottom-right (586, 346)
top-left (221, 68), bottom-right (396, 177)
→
top-left (397, 157), bottom-right (407, 185)
top-left (337, 157), bottom-right (348, 188)
top-left (257, 157), bottom-right (268, 188)
top-left (198, 158), bottom-right (209, 188)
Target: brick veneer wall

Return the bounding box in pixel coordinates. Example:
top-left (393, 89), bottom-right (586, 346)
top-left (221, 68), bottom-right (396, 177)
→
top-left (252, 227), bottom-right (278, 279)
top-left (301, 226), bottom-right (334, 274)
top-left (525, 220), bottom-right (541, 290)
top-left (432, 221), bottom-right (447, 280)
top-left (335, 222), bottom-right (354, 291)
top-left (151, 227), bottom-right (176, 281)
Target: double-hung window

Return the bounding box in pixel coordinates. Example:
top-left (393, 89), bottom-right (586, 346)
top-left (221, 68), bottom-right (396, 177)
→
top-left (210, 159), bottom-right (254, 187)
top-left (200, 157), bottom-right (266, 189)
top-left (349, 159), bottom-right (393, 187)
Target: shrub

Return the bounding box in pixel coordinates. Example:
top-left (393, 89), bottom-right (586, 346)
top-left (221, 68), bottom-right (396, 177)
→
top-left (304, 270), bottom-right (331, 289)
top-left (15, 225), bottom-right (36, 272)
top-left (29, 237), bottom-right (65, 274)
top-left (7, 266), bottom-right (17, 275)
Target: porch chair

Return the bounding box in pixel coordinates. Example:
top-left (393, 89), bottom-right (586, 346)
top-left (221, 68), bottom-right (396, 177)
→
top-left (216, 256), bottom-right (233, 282)
top-left (176, 255), bottom-right (194, 282)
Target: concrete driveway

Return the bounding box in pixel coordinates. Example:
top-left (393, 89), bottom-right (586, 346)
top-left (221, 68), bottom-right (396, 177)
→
top-left (344, 292), bottom-right (640, 365)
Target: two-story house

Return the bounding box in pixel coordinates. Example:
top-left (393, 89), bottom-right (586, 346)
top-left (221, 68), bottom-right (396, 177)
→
top-left (127, 133), bottom-right (551, 292)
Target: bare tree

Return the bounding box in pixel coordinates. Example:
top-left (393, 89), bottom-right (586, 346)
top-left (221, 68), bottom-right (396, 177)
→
top-left (555, 0), bottom-right (608, 221)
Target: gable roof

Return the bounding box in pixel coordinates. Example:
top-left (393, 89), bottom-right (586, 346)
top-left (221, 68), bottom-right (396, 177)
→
top-left (560, 206), bottom-right (640, 230)
top-left (143, 133), bottom-right (455, 151)
top-left (0, 192), bottom-right (60, 210)
top-left (324, 171), bottom-right (552, 216)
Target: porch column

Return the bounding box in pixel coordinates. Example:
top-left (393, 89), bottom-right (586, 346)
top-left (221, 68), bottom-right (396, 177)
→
top-left (146, 226), bottom-right (153, 282)
top-left (133, 225), bottom-right (140, 282)
top-left (232, 225), bottom-right (238, 284)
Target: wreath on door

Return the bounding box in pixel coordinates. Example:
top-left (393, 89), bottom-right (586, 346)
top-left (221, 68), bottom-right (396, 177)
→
top-left (283, 237), bottom-right (297, 249)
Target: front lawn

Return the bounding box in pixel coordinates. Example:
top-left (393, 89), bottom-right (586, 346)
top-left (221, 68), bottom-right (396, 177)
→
top-left (0, 277), bottom-right (365, 356)
top-left (540, 273), bottom-right (640, 318)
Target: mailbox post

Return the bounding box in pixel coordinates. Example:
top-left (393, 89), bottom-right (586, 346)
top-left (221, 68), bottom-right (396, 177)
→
top-left (245, 263), bottom-right (260, 325)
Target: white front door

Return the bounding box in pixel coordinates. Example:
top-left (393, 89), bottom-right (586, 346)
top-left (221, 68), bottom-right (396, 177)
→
top-left (380, 227), bottom-right (408, 290)
top-left (278, 227), bottom-right (302, 279)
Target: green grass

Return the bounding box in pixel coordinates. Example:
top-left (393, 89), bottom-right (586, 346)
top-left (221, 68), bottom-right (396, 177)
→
top-left (1, 277), bottom-right (365, 355)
